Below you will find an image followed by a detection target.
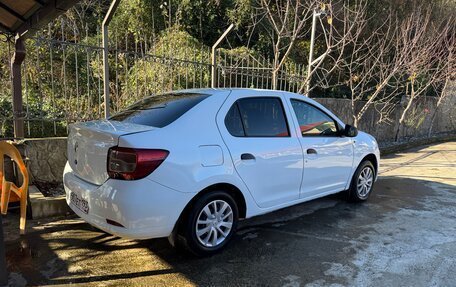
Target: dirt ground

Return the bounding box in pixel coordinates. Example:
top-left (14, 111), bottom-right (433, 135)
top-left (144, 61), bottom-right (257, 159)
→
top-left (3, 141), bottom-right (456, 287)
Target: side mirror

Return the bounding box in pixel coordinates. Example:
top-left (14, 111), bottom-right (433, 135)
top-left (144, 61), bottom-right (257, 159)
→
top-left (344, 124), bottom-right (358, 137)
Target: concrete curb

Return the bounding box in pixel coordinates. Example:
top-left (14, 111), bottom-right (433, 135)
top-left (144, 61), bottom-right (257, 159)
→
top-left (29, 186), bottom-right (73, 219)
top-left (379, 134), bottom-right (456, 155)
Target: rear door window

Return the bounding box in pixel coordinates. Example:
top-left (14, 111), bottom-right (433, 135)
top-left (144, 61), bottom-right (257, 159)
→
top-left (225, 97), bottom-right (290, 137)
top-left (110, 93), bottom-right (209, 128)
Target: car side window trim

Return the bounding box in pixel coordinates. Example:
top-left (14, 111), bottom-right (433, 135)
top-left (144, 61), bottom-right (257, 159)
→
top-left (289, 98), bottom-right (342, 138)
top-left (225, 96), bottom-right (291, 138)
top-left (235, 102), bottom-right (247, 136)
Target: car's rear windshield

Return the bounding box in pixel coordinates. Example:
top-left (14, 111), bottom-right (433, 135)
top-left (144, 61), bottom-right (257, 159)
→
top-left (110, 93), bottom-right (210, 128)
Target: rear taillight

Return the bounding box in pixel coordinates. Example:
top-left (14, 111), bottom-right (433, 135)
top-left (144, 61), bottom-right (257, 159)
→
top-left (107, 147), bottom-right (169, 180)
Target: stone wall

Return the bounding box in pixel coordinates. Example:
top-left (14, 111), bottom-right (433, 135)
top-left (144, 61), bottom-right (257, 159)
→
top-left (15, 138), bottom-right (68, 184)
top-left (315, 95), bottom-right (455, 142)
top-left (7, 94), bottom-right (456, 185)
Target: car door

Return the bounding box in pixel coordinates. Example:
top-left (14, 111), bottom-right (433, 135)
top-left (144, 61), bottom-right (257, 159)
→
top-left (217, 92), bottom-right (304, 208)
top-left (287, 98), bottom-right (354, 198)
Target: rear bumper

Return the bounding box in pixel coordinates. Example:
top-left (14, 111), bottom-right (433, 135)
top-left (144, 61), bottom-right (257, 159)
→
top-left (63, 162), bottom-right (193, 239)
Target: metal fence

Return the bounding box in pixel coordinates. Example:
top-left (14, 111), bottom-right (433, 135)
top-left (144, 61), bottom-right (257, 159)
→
top-left (215, 49), bottom-right (306, 92)
top-left (0, 22), bottom-right (306, 138)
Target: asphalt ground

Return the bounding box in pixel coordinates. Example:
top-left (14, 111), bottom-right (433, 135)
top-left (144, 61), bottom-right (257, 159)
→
top-left (3, 141), bottom-right (456, 287)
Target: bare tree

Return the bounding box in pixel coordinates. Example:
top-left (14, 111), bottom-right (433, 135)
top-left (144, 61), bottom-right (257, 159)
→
top-left (394, 10), bottom-right (453, 141)
top-left (427, 28), bottom-right (456, 136)
top-left (336, 11), bottom-right (402, 127)
top-left (298, 0), bottom-right (368, 95)
top-left (255, 0), bottom-right (315, 89)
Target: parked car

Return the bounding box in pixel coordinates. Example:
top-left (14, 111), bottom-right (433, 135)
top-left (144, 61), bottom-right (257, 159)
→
top-left (63, 88), bottom-right (380, 256)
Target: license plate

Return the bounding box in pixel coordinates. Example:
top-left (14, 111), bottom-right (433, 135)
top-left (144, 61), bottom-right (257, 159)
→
top-left (70, 192), bottom-right (89, 214)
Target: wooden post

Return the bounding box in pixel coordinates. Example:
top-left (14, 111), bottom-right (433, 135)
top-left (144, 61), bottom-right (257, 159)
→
top-left (11, 36), bottom-right (26, 138)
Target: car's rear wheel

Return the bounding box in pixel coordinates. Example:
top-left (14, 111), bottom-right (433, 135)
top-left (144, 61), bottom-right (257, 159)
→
top-left (174, 191), bottom-right (238, 256)
top-left (348, 160), bottom-right (376, 202)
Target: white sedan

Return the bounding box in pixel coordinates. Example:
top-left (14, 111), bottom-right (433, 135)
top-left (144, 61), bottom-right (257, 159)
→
top-left (64, 88), bottom-right (380, 256)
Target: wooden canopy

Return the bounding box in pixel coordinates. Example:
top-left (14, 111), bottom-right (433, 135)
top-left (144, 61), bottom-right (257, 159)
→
top-left (0, 0), bottom-right (80, 37)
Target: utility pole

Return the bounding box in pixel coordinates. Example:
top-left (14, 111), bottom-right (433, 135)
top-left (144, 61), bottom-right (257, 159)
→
top-left (306, 8), bottom-right (326, 95)
top-left (102, 0), bottom-right (121, 119)
top-left (211, 24), bottom-right (234, 88)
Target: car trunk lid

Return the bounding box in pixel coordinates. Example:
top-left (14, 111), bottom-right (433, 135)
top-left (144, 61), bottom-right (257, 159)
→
top-left (67, 120), bottom-right (154, 185)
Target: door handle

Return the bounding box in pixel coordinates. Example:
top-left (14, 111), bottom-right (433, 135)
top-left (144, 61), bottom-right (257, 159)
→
top-left (241, 153), bottom-right (256, 160)
top-left (307, 148), bottom-right (317, 155)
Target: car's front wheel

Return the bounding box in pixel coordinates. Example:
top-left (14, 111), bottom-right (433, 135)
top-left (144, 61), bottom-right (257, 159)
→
top-left (175, 191), bottom-right (239, 256)
top-left (348, 160), bottom-right (376, 202)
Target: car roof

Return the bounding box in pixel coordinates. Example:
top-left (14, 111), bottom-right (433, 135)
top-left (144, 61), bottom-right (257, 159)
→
top-left (173, 88), bottom-right (304, 96)
top-left (170, 88), bottom-right (345, 126)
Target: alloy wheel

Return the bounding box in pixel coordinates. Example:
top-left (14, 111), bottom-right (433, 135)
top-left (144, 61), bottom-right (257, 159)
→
top-left (357, 166), bottom-right (374, 198)
top-left (195, 200), bottom-right (234, 247)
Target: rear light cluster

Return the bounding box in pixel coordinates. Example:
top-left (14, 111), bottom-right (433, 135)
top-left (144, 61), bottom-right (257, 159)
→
top-left (107, 147), bottom-right (169, 180)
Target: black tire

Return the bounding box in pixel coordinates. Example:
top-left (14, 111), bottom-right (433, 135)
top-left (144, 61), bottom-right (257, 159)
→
top-left (348, 160), bottom-right (376, 202)
top-left (174, 191), bottom-right (239, 257)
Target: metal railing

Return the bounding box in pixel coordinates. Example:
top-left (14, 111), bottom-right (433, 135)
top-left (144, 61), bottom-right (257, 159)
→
top-left (214, 49), bottom-right (306, 92)
top-left (0, 21), bottom-right (306, 138)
